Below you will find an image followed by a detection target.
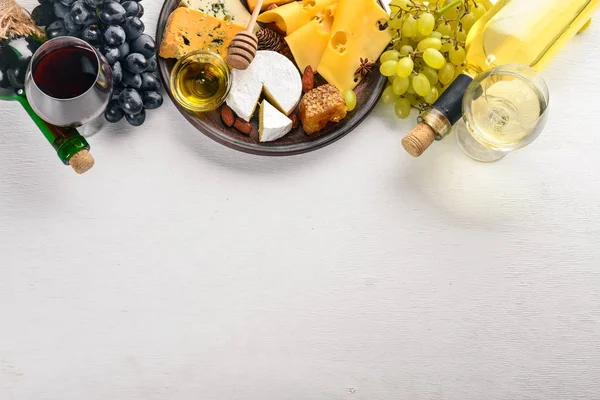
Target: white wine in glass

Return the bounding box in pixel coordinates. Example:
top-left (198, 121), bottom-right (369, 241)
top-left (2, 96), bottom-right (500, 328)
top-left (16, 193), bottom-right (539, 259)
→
top-left (455, 64), bottom-right (549, 162)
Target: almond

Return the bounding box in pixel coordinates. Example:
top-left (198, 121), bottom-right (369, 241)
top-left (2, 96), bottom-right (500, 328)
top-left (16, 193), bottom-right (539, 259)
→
top-left (302, 66), bottom-right (315, 93)
top-left (233, 118), bottom-right (252, 135)
top-left (290, 114), bottom-right (299, 129)
top-left (220, 105), bottom-right (235, 127)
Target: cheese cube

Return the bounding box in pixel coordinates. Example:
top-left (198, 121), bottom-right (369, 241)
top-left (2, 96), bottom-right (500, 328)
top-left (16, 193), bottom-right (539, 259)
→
top-left (159, 8), bottom-right (245, 59)
top-left (317, 0), bottom-right (392, 91)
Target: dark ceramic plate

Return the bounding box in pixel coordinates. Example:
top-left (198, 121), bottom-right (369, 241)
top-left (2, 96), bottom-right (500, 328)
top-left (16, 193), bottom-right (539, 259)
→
top-left (156, 0), bottom-right (387, 156)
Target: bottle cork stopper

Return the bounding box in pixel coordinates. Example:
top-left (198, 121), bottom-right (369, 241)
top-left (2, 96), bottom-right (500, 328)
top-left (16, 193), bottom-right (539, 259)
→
top-left (69, 149), bottom-right (95, 174)
top-left (402, 122), bottom-right (436, 157)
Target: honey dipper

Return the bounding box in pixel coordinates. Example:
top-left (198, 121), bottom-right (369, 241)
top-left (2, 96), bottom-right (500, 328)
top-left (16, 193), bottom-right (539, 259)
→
top-left (226, 0), bottom-right (264, 70)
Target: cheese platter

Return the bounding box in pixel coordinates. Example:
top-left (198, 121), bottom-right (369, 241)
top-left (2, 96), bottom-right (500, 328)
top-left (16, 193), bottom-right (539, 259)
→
top-left (156, 0), bottom-right (391, 155)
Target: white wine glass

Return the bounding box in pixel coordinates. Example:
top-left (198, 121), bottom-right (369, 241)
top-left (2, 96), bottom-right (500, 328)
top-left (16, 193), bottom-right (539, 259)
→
top-left (455, 64), bottom-right (550, 162)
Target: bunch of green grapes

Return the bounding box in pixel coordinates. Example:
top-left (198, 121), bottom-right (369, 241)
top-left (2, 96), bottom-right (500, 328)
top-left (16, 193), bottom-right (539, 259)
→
top-left (380, 0), bottom-right (489, 119)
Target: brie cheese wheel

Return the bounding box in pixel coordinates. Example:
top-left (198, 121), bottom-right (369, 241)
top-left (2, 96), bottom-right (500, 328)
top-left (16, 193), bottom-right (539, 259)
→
top-left (259, 100), bottom-right (293, 142)
top-left (225, 59), bottom-right (263, 122)
top-left (226, 51), bottom-right (302, 122)
top-left (179, 0), bottom-right (256, 30)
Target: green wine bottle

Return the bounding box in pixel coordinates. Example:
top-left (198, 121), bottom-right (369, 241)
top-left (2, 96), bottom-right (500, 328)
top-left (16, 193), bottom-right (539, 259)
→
top-left (0, 36), bottom-right (94, 173)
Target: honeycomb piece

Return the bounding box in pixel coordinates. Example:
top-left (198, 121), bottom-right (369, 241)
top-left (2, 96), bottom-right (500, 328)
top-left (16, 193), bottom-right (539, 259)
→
top-left (299, 84), bottom-right (347, 135)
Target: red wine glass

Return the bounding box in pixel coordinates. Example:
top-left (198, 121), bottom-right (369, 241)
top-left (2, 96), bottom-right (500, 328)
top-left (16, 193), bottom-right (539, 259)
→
top-left (24, 36), bottom-right (112, 127)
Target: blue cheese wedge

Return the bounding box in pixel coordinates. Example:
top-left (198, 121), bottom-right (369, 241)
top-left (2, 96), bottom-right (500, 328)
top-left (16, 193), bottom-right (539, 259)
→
top-left (158, 8), bottom-right (245, 59)
top-left (226, 50), bottom-right (302, 122)
top-left (179, 0), bottom-right (256, 30)
top-left (259, 100), bottom-right (293, 142)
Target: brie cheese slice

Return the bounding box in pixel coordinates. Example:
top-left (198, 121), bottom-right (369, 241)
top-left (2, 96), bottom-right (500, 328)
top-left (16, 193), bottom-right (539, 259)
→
top-left (225, 59), bottom-right (263, 121)
top-left (259, 100), bottom-right (293, 142)
top-left (226, 51), bottom-right (302, 122)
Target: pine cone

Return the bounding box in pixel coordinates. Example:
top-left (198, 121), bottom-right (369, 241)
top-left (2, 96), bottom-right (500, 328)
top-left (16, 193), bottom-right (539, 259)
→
top-left (257, 27), bottom-right (294, 61)
top-left (257, 28), bottom-right (284, 52)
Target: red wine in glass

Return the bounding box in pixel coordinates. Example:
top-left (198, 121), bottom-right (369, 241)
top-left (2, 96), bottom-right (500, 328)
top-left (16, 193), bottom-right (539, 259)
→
top-left (32, 46), bottom-right (98, 99)
top-left (24, 36), bottom-right (112, 127)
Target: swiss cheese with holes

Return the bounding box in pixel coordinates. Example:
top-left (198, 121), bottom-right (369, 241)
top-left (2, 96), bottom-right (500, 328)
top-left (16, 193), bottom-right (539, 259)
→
top-left (317, 0), bottom-right (392, 91)
top-left (284, 3), bottom-right (336, 72)
top-left (257, 0), bottom-right (338, 35)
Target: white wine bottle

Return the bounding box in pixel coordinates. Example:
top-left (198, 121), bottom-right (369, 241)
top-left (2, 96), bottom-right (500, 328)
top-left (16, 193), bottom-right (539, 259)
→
top-left (402, 0), bottom-right (600, 157)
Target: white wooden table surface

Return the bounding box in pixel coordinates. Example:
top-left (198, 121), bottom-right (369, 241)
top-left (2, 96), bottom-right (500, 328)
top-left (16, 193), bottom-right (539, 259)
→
top-left (1, 1), bottom-right (600, 399)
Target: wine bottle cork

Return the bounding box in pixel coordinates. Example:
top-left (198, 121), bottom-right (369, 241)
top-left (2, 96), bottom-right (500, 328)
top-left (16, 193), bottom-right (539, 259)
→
top-left (69, 149), bottom-right (95, 174)
top-left (402, 122), bottom-right (436, 158)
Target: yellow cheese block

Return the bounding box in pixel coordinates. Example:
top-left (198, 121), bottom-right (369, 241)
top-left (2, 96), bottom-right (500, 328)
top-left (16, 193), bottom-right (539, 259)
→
top-left (284, 7), bottom-right (334, 72)
top-left (247, 0), bottom-right (294, 11)
top-left (317, 0), bottom-right (392, 91)
top-left (159, 8), bottom-right (245, 59)
top-left (257, 0), bottom-right (337, 35)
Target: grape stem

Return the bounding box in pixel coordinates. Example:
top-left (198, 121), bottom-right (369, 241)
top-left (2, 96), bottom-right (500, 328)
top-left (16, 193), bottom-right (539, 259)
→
top-left (436, 0), bottom-right (464, 17)
top-left (408, 0), bottom-right (428, 13)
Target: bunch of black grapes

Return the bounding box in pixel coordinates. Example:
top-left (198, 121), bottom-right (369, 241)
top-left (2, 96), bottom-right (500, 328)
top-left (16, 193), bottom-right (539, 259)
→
top-left (32, 0), bottom-right (163, 126)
